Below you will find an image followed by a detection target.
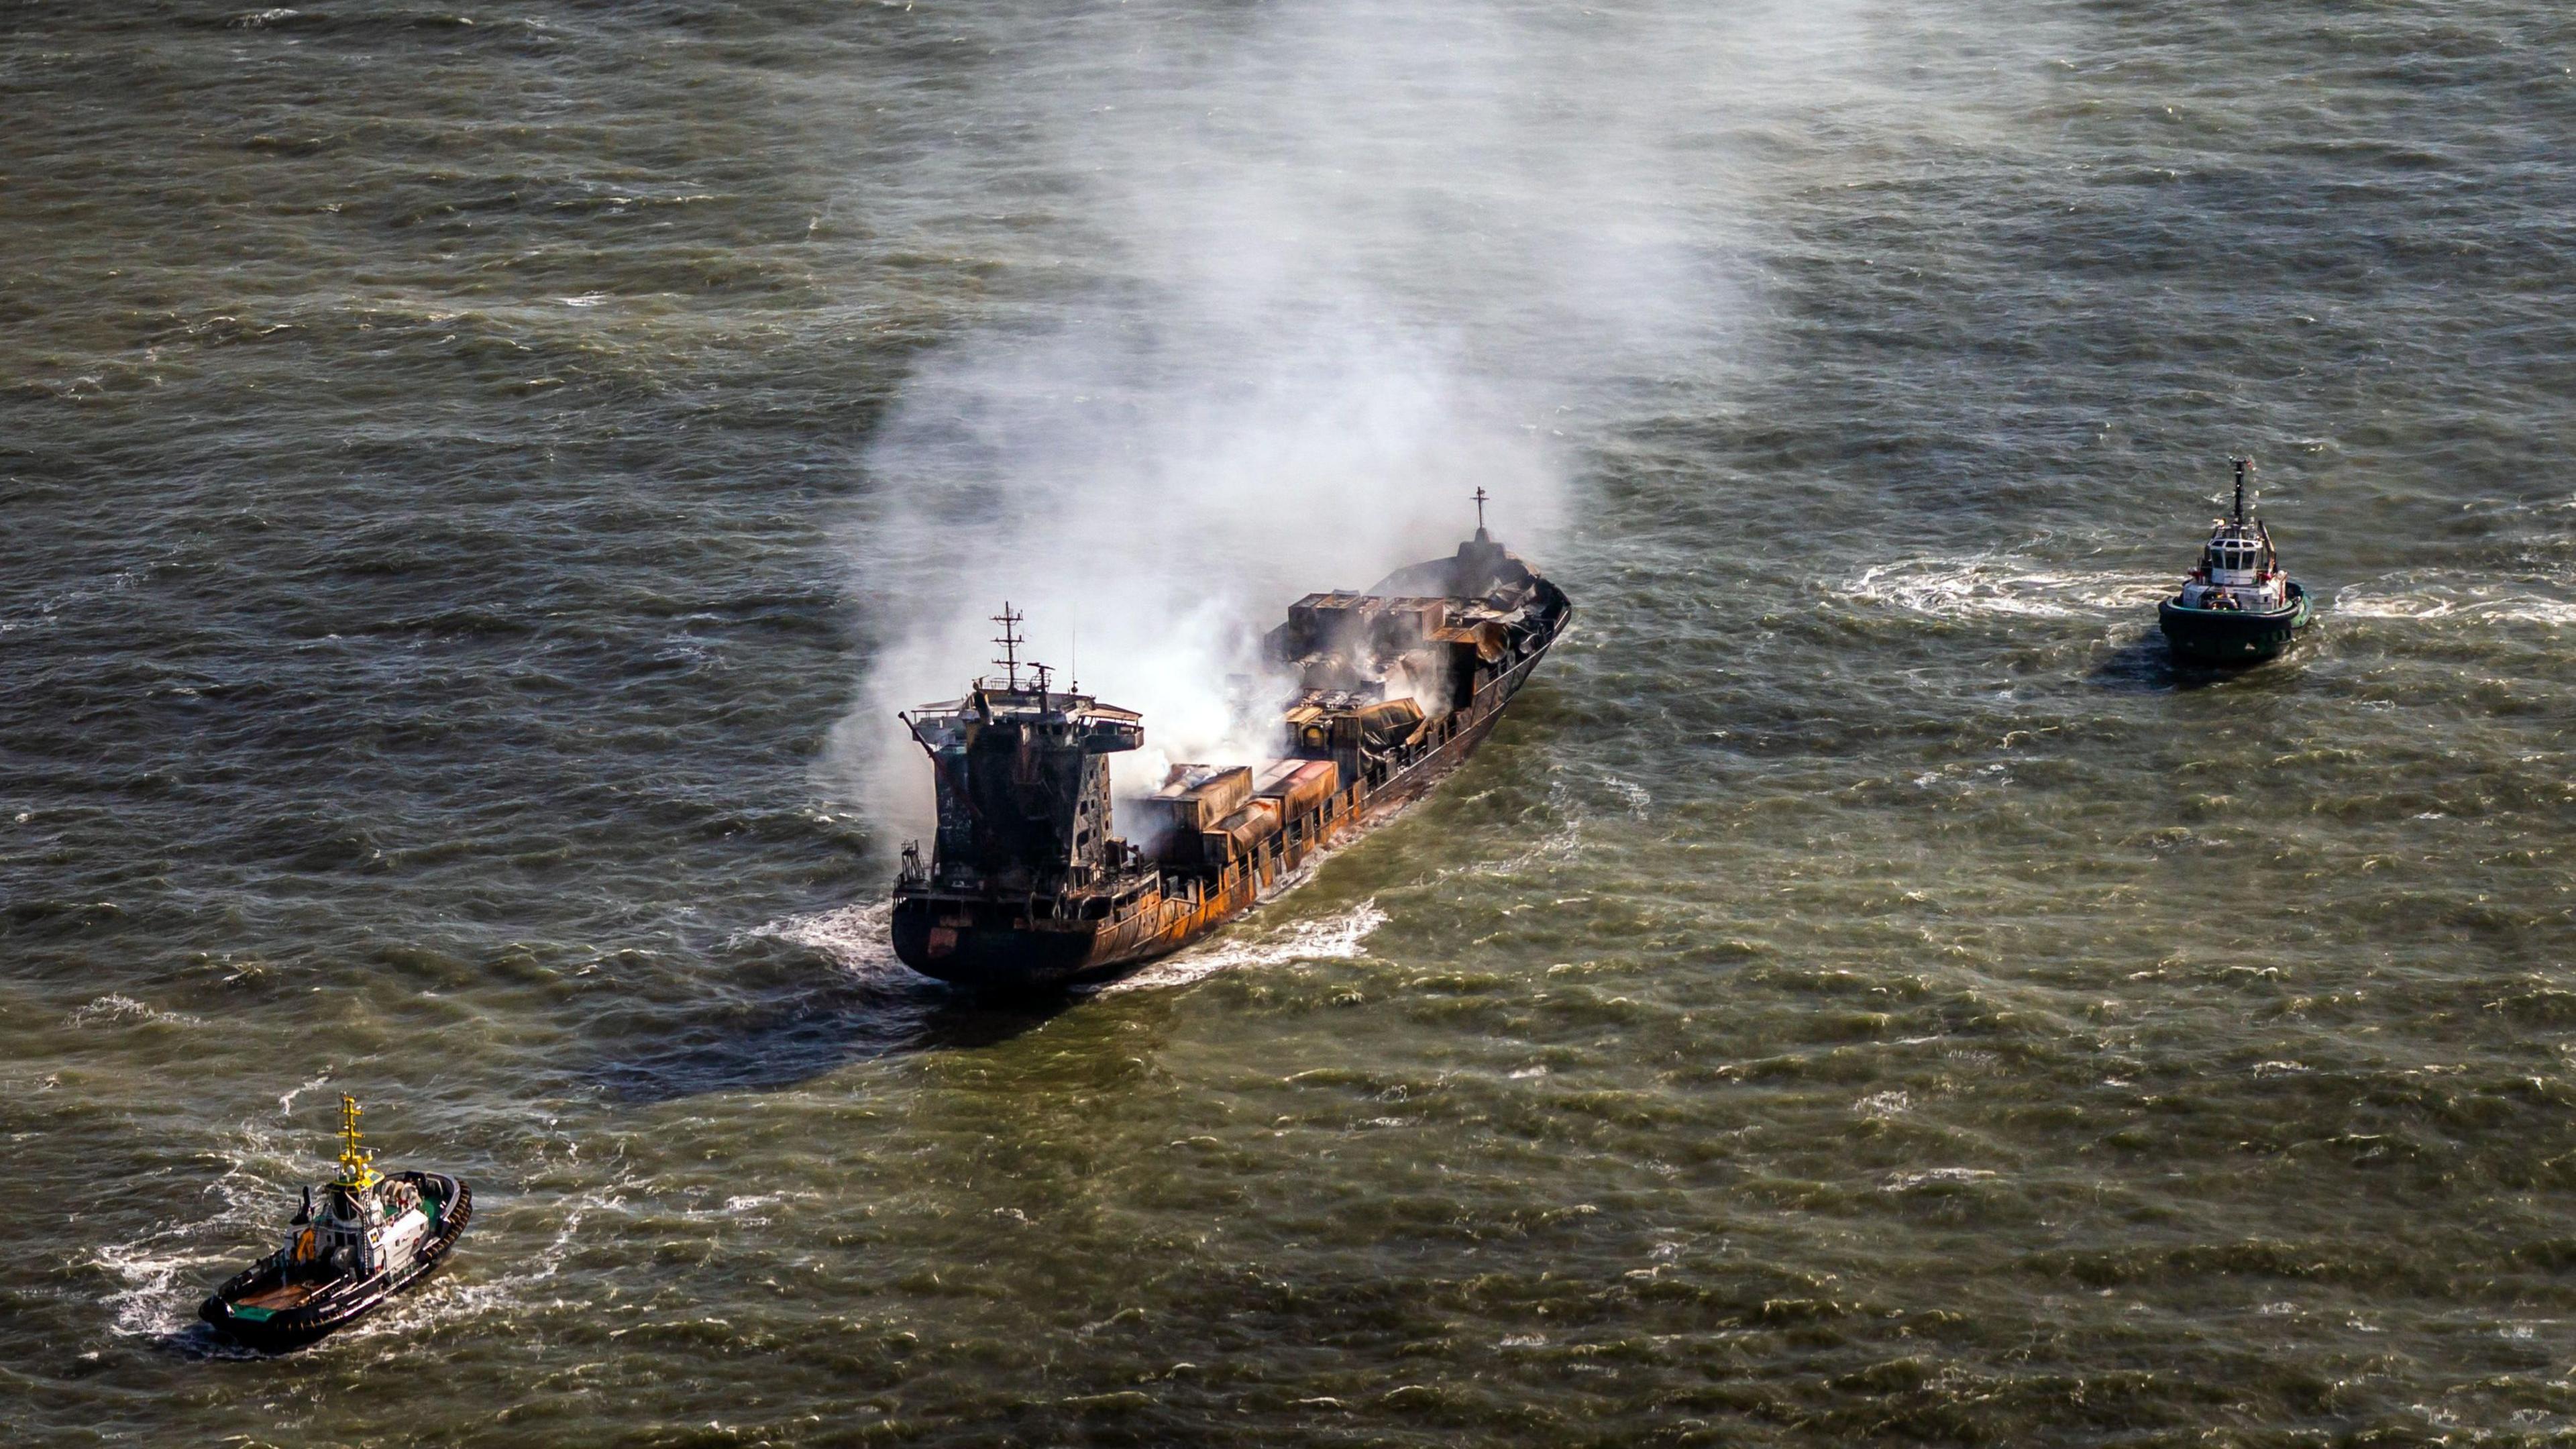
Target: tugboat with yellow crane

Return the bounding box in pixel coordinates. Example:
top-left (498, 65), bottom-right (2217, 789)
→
top-left (199, 1095), bottom-right (471, 1350)
top-left (2157, 457), bottom-right (2316, 665)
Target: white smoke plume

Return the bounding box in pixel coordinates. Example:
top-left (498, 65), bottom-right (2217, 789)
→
top-left (830, 0), bottom-right (1865, 835)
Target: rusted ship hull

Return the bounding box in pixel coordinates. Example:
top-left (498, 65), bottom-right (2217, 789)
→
top-left (892, 599), bottom-right (1566, 993)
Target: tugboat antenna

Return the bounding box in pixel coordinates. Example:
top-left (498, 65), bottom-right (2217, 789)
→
top-left (2231, 457), bottom-right (2253, 526)
top-left (991, 603), bottom-right (1024, 691)
top-left (1472, 486), bottom-right (1490, 537)
top-left (335, 1093), bottom-right (378, 1189)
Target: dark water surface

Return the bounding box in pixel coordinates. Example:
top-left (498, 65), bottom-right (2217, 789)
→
top-left (6, 2), bottom-right (2576, 1444)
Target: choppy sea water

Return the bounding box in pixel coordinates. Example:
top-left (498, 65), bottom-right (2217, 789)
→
top-left (5, 2), bottom-right (2575, 1444)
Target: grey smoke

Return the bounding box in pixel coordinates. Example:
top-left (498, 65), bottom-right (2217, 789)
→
top-left (831, 0), bottom-right (1873, 833)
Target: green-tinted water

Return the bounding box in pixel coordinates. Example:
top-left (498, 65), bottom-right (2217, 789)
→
top-left (5, 2), bottom-right (2574, 1443)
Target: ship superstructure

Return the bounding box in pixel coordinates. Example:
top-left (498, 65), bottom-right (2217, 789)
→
top-left (890, 501), bottom-right (1571, 991)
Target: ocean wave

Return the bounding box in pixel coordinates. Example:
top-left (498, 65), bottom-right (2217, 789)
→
top-left (1882, 1167), bottom-right (1999, 1192)
top-left (1456, 771), bottom-right (1587, 879)
top-left (1837, 557), bottom-right (2170, 621)
top-left (64, 994), bottom-right (201, 1030)
top-left (278, 1071), bottom-right (332, 1116)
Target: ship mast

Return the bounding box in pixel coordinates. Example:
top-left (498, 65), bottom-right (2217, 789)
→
top-left (2231, 457), bottom-right (2252, 527)
top-left (335, 1093), bottom-right (378, 1189)
top-left (1472, 486), bottom-right (1491, 541)
top-left (991, 603), bottom-right (1024, 692)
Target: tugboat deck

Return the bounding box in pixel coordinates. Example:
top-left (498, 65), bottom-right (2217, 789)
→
top-left (233, 1281), bottom-right (323, 1311)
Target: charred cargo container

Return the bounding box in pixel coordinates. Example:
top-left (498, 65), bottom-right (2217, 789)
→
top-left (890, 514), bottom-right (1571, 992)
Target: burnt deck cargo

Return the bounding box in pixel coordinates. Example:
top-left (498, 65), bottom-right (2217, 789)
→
top-left (889, 524), bottom-right (1571, 992)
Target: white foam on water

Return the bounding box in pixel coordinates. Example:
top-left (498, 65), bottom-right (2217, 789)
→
top-left (741, 900), bottom-right (907, 982)
top-left (1598, 771), bottom-right (1653, 818)
top-left (2331, 582), bottom-right (2467, 619)
top-left (1102, 898), bottom-right (1388, 995)
top-left (2333, 580), bottom-right (2576, 625)
top-left (1853, 1089), bottom-right (1911, 1120)
top-left (1839, 557), bottom-right (2170, 621)
top-left (89, 1125), bottom-right (294, 1345)
top-left (93, 1235), bottom-right (229, 1342)
top-left (1470, 773), bottom-right (1587, 877)
top-left (64, 994), bottom-right (201, 1030)
top-left (1881, 1167), bottom-right (1999, 1191)
top-left (278, 1071), bottom-right (331, 1116)
top-left (373, 1183), bottom-right (627, 1338)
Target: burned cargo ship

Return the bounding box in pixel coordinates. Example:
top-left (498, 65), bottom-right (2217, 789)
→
top-left (888, 506), bottom-right (1571, 992)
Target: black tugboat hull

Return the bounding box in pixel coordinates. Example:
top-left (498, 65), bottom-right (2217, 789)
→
top-left (199, 1173), bottom-right (472, 1352)
top-left (2159, 584), bottom-right (2314, 665)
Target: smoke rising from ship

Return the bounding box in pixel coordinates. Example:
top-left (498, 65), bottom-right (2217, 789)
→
top-left (833, 0), bottom-right (1854, 828)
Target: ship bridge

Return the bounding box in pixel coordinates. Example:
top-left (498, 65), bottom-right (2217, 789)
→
top-left (898, 606), bottom-right (1143, 898)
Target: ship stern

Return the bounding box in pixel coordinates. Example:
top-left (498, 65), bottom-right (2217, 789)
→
top-left (890, 894), bottom-right (1112, 994)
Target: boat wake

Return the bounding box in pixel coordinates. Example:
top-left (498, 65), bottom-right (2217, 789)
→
top-left (89, 1123), bottom-right (297, 1354)
top-left (1102, 898), bottom-right (1387, 994)
top-left (751, 886), bottom-right (1380, 999)
top-left (741, 900), bottom-right (907, 983)
top-left (366, 1178), bottom-right (625, 1338)
top-left (1837, 556), bottom-right (2169, 621)
top-left (2331, 578), bottom-right (2576, 625)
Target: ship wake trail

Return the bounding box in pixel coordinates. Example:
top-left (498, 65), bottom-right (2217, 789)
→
top-left (381, 1177), bottom-right (630, 1334)
top-left (91, 1121), bottom-right (301, 1354)
top-left (1838, 555), bottom-right (2172, 621)
top-left (1104, 898), bottom-right (1387, 996)
top-left (744, 900), bottom-right (907, 984)
top-left (2330, 576), bottom-right (2576, 625)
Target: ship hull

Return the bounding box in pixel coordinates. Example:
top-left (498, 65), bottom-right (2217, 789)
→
top-left (892, 612), bottom-right (1567, 994)
top-left (2159, 582), bottom-right (2313, 665)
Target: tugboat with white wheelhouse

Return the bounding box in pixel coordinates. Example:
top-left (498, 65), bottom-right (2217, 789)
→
top-left (2157, 458), bottom-right (2315, 665)
top-left (199, 1095), bottom-right (470, 1351)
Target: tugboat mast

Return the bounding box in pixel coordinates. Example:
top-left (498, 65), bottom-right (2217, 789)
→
top-left (335, 1093), bottom-right (378, 1189)
top-left (2231, 456), bottom-right (2253, 526)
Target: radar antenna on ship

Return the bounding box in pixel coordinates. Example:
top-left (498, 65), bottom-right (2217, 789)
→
top-left (1472, 486), bottom-right (1491, 541)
